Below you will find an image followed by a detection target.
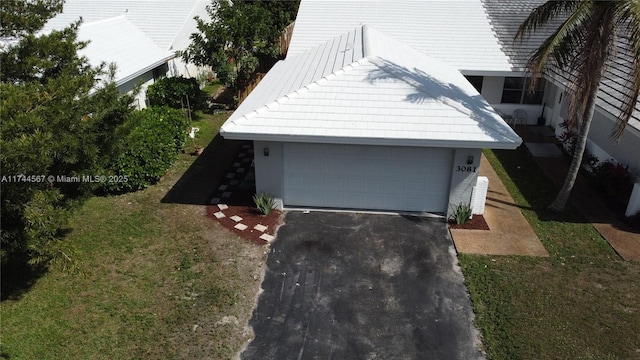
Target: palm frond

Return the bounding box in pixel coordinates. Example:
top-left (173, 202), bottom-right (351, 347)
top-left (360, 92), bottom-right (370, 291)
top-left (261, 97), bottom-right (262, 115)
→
top-left (515, 1), bottom-right (583, 41)
top-left (517, 1), bottom-right (592, 89)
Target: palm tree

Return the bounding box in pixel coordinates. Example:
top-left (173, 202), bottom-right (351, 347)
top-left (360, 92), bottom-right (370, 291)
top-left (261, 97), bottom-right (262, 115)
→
top-left (515, 0), bottom-right (640, 212)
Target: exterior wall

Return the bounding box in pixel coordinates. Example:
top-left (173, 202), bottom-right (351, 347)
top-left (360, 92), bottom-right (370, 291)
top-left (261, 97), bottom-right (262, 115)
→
top-left (115, 64), bottom-right (175, 109)
top-left (447, 148), bottom-right (483, 218)
top-left (587, 109), bottom-right (640, 174)
top-left (480, 76), bottom-right (544, 125)
top-left (116, 71), bottom-right (155, 109)
top-left (253, 141), bottom-right (285, 209)
top-left (544, 83), bottom-right (640, 175)
top-left (480, 76), bottom-right (504, 104)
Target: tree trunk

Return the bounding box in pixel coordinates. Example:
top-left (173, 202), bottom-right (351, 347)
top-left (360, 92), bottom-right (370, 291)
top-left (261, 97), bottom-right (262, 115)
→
top-left (548, 89), bottom-right (599, 212)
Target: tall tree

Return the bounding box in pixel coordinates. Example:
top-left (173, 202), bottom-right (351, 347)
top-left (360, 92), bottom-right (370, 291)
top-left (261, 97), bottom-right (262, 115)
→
top-left (1, 1), bottom-right (134, 267)
top-left (181, 0), bottom-right (298, 98)
top-left (516, 0), bottom-right (640, 212)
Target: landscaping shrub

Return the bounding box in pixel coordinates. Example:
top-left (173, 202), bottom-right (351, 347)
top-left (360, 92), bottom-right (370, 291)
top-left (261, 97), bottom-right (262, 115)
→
top-left (450, 202), bottom-right (472, 224)
top-left (104, 106), bottom-right (188, 193)
top-left (590, 160), bottom-right (635, 206)
top-left (146, 76), bottom-right (207, 111)
top-left (253, 192), bottom-right (276, 215)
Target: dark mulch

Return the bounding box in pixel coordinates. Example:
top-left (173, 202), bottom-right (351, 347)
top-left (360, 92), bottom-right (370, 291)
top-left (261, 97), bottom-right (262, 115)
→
top-left (448, 214), bottom-right (490, 230)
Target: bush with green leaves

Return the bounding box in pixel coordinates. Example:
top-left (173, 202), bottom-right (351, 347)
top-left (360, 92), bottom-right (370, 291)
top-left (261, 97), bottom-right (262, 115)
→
top-left (253, 192), bottom-right (277, 215)
top-left (146, 76), bottom-right (207, 111)
top-left (450, 202), bottom-right (473, 224)
top-left (104, 106), bottom-right (188, 193)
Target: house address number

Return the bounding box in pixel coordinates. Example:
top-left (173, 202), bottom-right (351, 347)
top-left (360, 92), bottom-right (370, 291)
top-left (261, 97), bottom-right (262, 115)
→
top-left (456, 165), bottom-right (477, 172)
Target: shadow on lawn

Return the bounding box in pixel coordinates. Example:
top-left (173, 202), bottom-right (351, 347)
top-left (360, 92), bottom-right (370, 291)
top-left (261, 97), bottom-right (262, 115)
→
top-left (1, 256), bottom-right (48, 301)
top-left (161, 134), bottom-right (246, 205)
top-left (490, 147), bottom-right (590, 225)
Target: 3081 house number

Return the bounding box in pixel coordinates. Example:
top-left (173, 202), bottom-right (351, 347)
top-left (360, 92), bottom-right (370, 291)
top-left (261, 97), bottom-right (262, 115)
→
top-left (456, 165), bottom-right (477, 172)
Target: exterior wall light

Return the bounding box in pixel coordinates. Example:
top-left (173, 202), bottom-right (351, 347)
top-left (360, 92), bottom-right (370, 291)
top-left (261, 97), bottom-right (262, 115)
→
top-left (263, 148), bottom-right (270, 156)
top-left (467, 155), bottom-right (474, 164)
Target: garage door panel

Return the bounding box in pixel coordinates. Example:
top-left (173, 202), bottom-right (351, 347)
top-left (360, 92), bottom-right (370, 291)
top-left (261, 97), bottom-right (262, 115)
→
top-left (284, 143), bottom-right (453, 212)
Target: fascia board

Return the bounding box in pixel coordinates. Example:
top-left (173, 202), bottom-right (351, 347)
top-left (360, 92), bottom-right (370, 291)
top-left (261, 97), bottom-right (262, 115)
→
top-left (115, 53), bottom-right (176, 86)
top-left (219, 130), bottom-right (522, 150)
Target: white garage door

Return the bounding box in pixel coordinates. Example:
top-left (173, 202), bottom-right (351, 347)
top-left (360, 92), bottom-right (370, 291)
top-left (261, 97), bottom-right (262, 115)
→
top-left (283, 143), bottom-right (453, 213)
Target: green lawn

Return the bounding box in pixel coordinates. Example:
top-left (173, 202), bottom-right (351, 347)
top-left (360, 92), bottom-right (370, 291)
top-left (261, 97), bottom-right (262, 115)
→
top-left (0, 112), bottom-right (266, 359)
top-left (460, 148), bottom-right (640, 359)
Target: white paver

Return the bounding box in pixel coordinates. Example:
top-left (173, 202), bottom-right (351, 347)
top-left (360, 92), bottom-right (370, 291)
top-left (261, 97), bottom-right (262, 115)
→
top-left (209, 198), bottom-right (220, 204)
top-left (238, 152), bottom-right (246, 157)
top-left (253, 224), bottom-right (268, 232)
top-left (218, 185), bottom-right (228, 191)
top-left (260, 234), bottom-right (275, 242)
top-left (230, 215), bottom-right (243, 222)
top-left (242, 158), bottom-right (252, 163)
top-left (242, 144), bottom-right (251, 149)
top-left (226, 173), bottom-right (235, 179)
top-left (232, 162), bottom-right (241, 167)
top-left (213, 211), bottom-right (225, 219)
top-left (236, 168), bottom-right (245, 173)
top-left (222, 191), bottom-right (232, 198)
top-left (234, 223), bottom-right (248, 231)
top-left (217, 204), bottom-right (229, 210)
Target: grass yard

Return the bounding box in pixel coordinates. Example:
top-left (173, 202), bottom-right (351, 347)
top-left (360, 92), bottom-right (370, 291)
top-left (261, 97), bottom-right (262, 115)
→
top-left (460, 148), bottom-right (640, 359)
top-left (1, 112), bottom-right (267, 359)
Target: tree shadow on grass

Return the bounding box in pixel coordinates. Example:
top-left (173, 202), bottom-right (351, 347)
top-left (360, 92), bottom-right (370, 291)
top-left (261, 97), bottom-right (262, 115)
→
top-left (1, 255), bottom-right (48, 302)
top-left (161, 133), bottom-right (250, 205)
top-left (490, 147), bottom-right (589, 225)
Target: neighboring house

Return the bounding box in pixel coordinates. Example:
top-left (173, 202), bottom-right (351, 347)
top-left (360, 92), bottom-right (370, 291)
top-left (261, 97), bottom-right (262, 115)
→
top-left (221, 0), bottom-right (640, 215)
top-left (42, 0), bottom-right (210, 108)
top-left (482, 0), bottom-right (640, 175)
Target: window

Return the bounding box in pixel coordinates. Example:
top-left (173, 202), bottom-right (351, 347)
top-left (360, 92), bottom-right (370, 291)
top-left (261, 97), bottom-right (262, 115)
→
top-left (464, 76), bottom-right (484, 93)
top-left (501, 77), bottom-right (545, 104)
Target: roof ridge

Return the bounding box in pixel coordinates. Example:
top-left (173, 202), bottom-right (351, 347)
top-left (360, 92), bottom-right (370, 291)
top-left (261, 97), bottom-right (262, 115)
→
top-left (236, 58), bottom-right (368, 123)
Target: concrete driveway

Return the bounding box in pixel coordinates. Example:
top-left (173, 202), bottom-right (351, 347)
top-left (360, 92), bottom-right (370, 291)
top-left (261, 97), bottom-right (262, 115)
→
top-left (241, 212), bottom-right (484, 360)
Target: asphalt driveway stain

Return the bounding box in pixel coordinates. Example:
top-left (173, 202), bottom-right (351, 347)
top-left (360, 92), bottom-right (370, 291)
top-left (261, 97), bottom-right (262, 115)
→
top-left (241, 211), bottom-right (484, 360)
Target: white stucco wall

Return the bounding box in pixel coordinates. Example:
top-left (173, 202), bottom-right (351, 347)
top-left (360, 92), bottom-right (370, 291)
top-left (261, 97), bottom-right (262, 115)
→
top-left (480, 76), bottom-right (504, 104)
top-left (447, 148), bottom-right (483, 218)
top-left (116, 70), bottom-right (155, 109)
top-left (253, 141), bottom-right (285, 209)
top-left (480, 76), bottom-right (544, 125)
top-left (587, 109), bottom-right (640, 175)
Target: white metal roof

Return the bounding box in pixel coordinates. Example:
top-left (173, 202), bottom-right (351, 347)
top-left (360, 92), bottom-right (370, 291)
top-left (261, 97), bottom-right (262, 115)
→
top-left (42, 0), bottom-right (209, 51)
top-left (221, 25), bottom-right (522, 150)
top-left (76, 16), bottom-right (174, 86)
top-left (287, 0), bottom-right (513, 73)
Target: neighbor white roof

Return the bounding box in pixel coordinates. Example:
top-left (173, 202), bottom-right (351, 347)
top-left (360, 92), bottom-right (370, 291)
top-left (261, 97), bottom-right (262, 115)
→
top-left (76, 16), bottom-right (174, 86)
top-left (221, 25), bottom-right (521, 149)
top-left (287, 0), bottom-right (513, 73)
top-left (42, 0), bottom-right (209, 51)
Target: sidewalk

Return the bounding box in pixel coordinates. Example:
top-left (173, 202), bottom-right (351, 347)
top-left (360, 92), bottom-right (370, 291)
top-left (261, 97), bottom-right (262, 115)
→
top-left (450, 154), bottom-right (549, 257)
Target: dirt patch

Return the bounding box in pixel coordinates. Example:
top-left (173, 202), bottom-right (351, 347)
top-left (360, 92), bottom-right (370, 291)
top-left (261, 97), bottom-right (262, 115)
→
top-left (448, 214), bottom-right (489, 230)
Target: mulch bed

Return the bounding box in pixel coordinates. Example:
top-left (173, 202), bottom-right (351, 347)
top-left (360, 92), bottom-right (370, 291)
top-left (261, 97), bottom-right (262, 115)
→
top-left (448, 214), bottom-right (490, 230)
top-left (206, 204), bottom-right (282, 245)
top-left (205, 141), bottom-right (284, 245)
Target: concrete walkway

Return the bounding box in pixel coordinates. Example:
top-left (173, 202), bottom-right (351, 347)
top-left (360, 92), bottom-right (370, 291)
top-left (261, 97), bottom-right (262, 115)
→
top-left (450, 155), bottom-right (549, 257)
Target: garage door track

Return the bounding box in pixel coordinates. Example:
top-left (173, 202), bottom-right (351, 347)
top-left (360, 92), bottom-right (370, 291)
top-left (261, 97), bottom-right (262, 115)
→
top-left (241, 212), bottom-right (484, 360)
